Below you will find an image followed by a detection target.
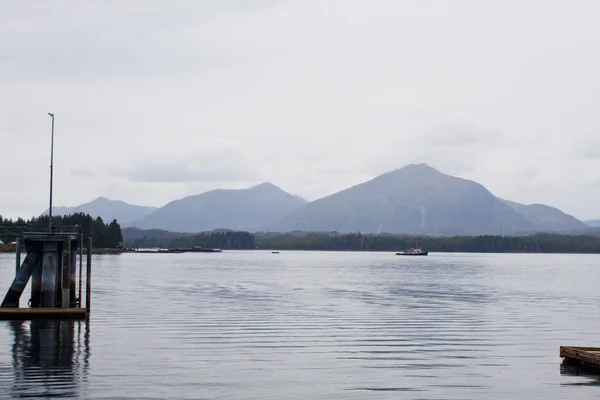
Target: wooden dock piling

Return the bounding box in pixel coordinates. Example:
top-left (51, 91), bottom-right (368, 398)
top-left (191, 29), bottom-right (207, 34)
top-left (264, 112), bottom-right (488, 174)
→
top-left (0, 228), bottom-right (91, 320)
top-left (86, 237), bottom-right (92, 317)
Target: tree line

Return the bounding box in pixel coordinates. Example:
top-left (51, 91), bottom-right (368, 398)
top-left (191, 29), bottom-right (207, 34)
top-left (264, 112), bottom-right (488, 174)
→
top-left (125, 230), bottom-right (255, 250)
top-left (255, 232), bottom-right (600, 253)
top-left (0, 213), bottom-right (123, 248)
top-left (123, 229), bottom-right (600, 253)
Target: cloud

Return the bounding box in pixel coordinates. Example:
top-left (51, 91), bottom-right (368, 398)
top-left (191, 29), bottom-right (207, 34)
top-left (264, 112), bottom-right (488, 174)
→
top-left (111, 141), bottom-right (261, 183)
top-left (115, 156), bottom-right (259, 183)
top-left (573, 134), bottom-right (600, 160)
top-left (71, 168), bottom-right (96, 178)
top-left (2, 1), bottom-right (600, 220)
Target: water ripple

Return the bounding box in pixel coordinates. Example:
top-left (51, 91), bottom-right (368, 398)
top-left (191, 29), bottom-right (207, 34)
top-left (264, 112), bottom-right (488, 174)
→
top-left (0, 251), bottom-right (599, 398)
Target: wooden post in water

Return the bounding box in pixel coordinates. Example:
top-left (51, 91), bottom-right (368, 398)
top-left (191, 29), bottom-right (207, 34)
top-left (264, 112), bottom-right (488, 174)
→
top-left (15, 239), bottom-right (20, 307)
top-left (69, 240), bottom-right (77, 307)
top-left (78, 232), bottom-right (83, 307)
top-left (85, 237), bottom-right (92, 317)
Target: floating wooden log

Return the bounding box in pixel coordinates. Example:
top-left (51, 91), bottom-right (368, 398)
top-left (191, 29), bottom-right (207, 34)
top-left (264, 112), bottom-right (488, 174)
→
top-left (560, 346), bottom-right (600, 372)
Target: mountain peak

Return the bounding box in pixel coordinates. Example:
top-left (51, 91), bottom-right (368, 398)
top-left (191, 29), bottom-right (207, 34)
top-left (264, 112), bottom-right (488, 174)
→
top-left (266, 163), bottom-right (535, 235)
top-left (248, 182), bottom-right (294, 196)
top-left (250, 182), bottom-right (281, 191)
top-left (397, 163), bottom-right (440, 173)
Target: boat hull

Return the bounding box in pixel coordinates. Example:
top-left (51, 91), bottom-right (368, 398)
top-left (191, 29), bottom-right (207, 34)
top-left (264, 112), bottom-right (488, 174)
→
top-left (396, 252), bottom-right (428, 256)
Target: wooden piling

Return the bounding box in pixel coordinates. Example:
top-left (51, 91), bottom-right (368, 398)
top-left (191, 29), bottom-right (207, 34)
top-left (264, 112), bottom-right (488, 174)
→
top-left (14, 238), bottom-right (21, 308)
top-left (85, 237), bottom-right (92, 317)
top-left (78, 232), bottom-right (83, 307)
top-left (69, 240), bottom-right (77, 307)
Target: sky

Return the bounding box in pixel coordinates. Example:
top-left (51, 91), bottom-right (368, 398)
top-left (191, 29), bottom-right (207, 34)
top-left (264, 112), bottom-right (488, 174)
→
top-left (1, 0), bottom-right (600, 220)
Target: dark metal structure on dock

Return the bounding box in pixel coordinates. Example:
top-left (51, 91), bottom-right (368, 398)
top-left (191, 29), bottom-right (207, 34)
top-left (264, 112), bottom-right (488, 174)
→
top-left (0, 225), bottom-right (92, 320)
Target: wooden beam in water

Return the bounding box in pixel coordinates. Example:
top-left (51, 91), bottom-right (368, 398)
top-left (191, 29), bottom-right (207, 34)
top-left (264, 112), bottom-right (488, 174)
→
top-left (1, 250), bottom-right (42, 308)
top-left (0, 308), bottom-right (87, 320)
top-left (560, 346), bottom-right (600, 372)
top-left (86, 237), bottom-right (92, 317)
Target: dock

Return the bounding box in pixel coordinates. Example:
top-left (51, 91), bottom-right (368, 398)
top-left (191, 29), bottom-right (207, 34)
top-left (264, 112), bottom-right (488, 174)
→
top-left (560, 346), bottom-right (600, 372)
top-left (0, 225), bottom-right (92, 321)
top-left (128, 246), bottom-right (222, 254)
top-left (0, 113), bottom-right (92, 321)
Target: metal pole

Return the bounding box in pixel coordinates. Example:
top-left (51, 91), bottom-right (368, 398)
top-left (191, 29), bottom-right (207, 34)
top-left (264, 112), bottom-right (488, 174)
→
top-left (48, 112), bottom-right (55, 234)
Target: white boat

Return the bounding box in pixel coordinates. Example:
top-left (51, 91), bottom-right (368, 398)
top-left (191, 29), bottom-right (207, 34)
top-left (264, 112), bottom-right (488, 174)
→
top-left (396, 248), bottom-right (428, 256)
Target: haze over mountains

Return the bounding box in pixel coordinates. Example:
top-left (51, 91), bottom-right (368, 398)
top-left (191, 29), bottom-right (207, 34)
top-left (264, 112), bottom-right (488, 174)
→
top-left (46, 164), bottom-right (594, 236)
top-left (43, 197), bottom-right (157, 225)
top-left (584, 219), bottom-right (600, 227)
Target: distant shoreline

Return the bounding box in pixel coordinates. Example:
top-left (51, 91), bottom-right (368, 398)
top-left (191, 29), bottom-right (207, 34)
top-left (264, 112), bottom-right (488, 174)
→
top-left (3, 248), bottom-right (600, 255)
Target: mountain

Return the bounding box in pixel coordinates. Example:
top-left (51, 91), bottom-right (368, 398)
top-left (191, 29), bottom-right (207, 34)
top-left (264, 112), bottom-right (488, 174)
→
top-left (43, 197), bottom-right (158, 225)
top-left (500, 199), bottom-right (587, 232)
top-left (264, 163), bottom-right (538, 235)
top-left (127, 183), bottom-right (308, 232)
top-left (584, 219), bottom-right (600, 227)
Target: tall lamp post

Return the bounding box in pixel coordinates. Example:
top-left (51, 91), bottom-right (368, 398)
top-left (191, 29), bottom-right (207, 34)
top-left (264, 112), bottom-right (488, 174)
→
top-left (48, 112), bottom-right (55, 234)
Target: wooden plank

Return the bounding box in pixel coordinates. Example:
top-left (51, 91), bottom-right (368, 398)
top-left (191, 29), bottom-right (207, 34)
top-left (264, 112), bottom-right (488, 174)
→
top-left (560, 346), bottom-right (600, 371)
top-left (0, 307), bottom-right (87, 320)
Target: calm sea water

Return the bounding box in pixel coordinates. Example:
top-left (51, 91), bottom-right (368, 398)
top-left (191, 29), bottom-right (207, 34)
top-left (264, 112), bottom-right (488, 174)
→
top-left (0, 251), bottom-right (598, 399)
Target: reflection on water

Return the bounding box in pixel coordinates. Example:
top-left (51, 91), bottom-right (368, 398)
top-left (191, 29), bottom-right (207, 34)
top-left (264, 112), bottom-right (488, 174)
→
top-left (560, 362), bottom-right (600, 386)
top-left (7, 320), bottom-right (89, 398)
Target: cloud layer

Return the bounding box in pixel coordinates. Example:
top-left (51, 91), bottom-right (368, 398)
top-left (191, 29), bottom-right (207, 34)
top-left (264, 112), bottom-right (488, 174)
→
top-left (2, 1), bottom-right (600, 219)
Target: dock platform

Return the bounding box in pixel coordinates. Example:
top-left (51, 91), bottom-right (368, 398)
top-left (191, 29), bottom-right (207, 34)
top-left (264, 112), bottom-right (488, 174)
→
top-left (0, 308), bottom-right (87, 320)
top-left (560, 346), bottom-right (600, 372)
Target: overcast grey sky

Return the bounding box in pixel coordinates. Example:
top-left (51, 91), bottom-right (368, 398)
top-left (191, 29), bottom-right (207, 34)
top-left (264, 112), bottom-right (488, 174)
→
top-left (1, 0), bottom-right (599, 220)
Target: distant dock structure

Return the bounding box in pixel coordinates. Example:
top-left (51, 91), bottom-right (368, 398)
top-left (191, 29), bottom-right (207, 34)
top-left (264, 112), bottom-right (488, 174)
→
top-left (0, 112), bottom-right (91, 320)
top-left (0, 225), bottom-right (92, 320)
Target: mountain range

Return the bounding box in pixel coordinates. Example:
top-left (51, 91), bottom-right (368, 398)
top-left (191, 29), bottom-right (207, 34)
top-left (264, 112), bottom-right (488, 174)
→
top-left (264, 164), bottom-right (586, 235)
top-left (43, 197), bottom-right (157, 225)
top-left (43, 164), bottom-right (595, 236)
